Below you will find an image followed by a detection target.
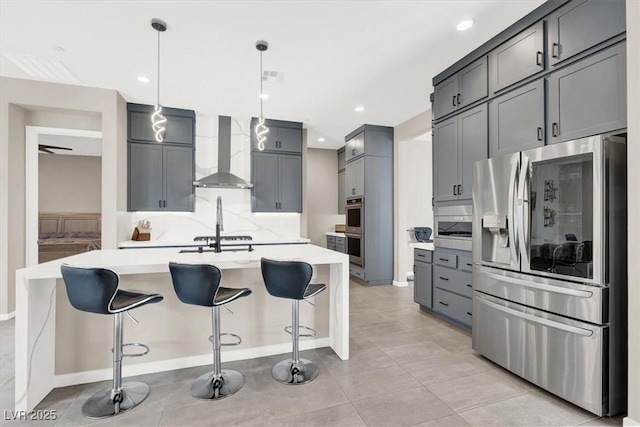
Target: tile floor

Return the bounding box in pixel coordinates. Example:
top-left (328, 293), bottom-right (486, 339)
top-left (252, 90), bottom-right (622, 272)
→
top-left (0, 281), bottom-right (625, 426)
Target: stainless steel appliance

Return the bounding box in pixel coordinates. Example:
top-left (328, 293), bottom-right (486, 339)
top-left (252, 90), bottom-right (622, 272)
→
top-left (433, 205), bottom-right (472, 251)
top-left (345, 198), bottom-right (364, 234)
top-left (472, 134), bottom-right (627, 416)
top-left (346, 233), bottom-right (364, 266)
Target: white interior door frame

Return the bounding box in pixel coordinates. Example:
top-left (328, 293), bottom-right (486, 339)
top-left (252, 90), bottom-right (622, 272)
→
top-left (25, 126), bottom-right (102, 267)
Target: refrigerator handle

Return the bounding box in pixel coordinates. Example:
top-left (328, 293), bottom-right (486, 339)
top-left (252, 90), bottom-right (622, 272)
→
top-left (507, 157), bottom-right (519, 265)
top-left (517, 156), bottom-right (530, 269)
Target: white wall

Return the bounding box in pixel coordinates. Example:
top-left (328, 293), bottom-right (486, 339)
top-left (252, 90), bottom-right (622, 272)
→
top-left (128, 116), bottom-right (301, 241)
top-left (393, 110), bottom-right (432, 284)
top-left (626, 0), bottom-right (640, 424)
top-left (38, 154), bottom-right (102, 213)
top-left (398, 135), bottom-right (433, 282)
top-left (305, 148), bottom-right (345, 247)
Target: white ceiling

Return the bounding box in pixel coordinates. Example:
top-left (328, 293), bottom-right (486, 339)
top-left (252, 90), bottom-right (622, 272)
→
top-left (0, 0), bottom-right (544, 149)
top-left (39, 134), bottom-right (102, 156)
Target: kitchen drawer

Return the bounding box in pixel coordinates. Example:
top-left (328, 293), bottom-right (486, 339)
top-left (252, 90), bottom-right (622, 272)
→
top-left (327, 235), bottom-right (336, 243)
top-left (350, 265), bottom-right (365, 280)
top-left (434, 252), bottom-right (457, 268)
top-left (459, 256), bottom-right (473, 272)
top-left (434, 266), bottom-right (473, 298)
top-left (335, 236), bottom-right (346, 246)
top-left (335, 244), bottom-right (346, 254)
top-left (327, 243), bottom-right (336, 251)
top-left (433, 287), bottom-right (472, 326)
top-left (414, 248), bottom-right (433, 263)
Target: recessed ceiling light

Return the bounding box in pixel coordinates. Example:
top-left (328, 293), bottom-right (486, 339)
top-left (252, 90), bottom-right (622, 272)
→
top-left (137, 75), bottom-right (150, 83)
top-left (259, 93), bottom-right (269, 99)
top-left (456, 19), bottom-right (475, 31)
top-left (318, 138), bottom-right (325, 142)
top-left (355, 106), bottom-right (364, 112)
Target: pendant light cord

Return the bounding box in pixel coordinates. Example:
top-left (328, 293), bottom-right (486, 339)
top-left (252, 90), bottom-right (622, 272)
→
top-left (259, 50), bottom-right (263, 119)
top-left (157, 29), bottom-right (161, 105)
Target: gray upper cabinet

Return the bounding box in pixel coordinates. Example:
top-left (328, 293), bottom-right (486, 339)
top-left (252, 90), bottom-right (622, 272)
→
top-left (489, 80), bottom-right (545, 157)
top-left (547, 41), bottom-right (626, 144)
top-left (433, 103), bottom-right (487, 202)
top-left (251, 151), bottom-right (302, 213)
top-left (548, 0), bottom-right (626, 67)
top-left (250, 118), bottom-right (303, 153)
top-left (490, 21), bottom-right (545, 93)
top-left (346, 157), bottom-right (364, 198)
top-left (433, 56), bottom-right (488, 120)
top-left (338, 171), bottom-right (346, 214)
top-left (345, 131), bottom-right (364, 162)
top-left (127, 103), bottom-right (195, 212)
top-left (337, 147), bottom-right (346, 172)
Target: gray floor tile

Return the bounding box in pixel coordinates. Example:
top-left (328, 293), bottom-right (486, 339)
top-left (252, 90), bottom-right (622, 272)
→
top-left (316, 347), bottom-right (397, 377)
top-left (413, 414), bottom-right (471, 427)
top-left (425, 371), bottom-right (526, 412)
top-left (373, 327), bottom-right (450, 350)
top-left (381, 341), bottom-right (451, 365)
top-left (577, 416), bottom-right (624, 426)
top-left (267, 402), bottom-right (366, 427)
top-left (402, 354), bottom-right (489, 385)
top-left (430, 334), bottom-right (472, 354)
top-left (526, 388), bottom-right (599, 425)
top-left (334, 364), bottom-right (421, 402)
top-left (352, 387), bottom-right (453, 427)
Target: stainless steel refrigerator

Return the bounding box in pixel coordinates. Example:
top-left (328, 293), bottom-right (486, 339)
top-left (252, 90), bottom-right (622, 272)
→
top-left (471, 134), bottom-right (627, 416)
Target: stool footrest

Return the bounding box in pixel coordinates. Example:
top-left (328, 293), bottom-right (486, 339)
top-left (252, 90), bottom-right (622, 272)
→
top-left (209, 333), bottom-right (242, 346)
top-left (284, 325), bottom-right (316, 338)
top-left (122, 343), bottom-right (150, 358)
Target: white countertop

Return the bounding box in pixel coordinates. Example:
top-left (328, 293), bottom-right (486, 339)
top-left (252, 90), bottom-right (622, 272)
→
top-left (118, 237), bottom-right (310, 249)
top-left (21, 243), bottom-right (346, 280)
top-left (409, 242), bottom-right (435, 250)
top-left (326, 232), bottom-right (346, 238)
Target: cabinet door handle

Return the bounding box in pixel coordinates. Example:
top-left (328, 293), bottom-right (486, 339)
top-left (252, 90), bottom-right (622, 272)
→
top-left (467, 312), bottom-right (472, 316)
top-left (159, 200), bottom-right (162, 208)
top-left (352, 188), bottom-right (355, 195)
top-left (439, 276), bottom-right (449, 281)
top-left (452, 95), bottom-right (457, 107)
top-left (163, 200), bottom-right (167, 208)
top-left (352, 148), bottom-right (356, 155)
top-left (536, 51), bottom-right (543, 66)
top-left (457, 93), bottom-right (461, 105)
top-left (552, 42), bottom-right (560, 58)
top-left (457, 184), bottom-right (461, 195)
top-left (453, 185), bottom-right (457, 196)
top-left (537, 127), bottom-right (543, 141)
top-left (466, 283), bottom-right (472, 288)
top-left (439, 301), bottom-right (449, 307)
top-left (552, 122), bottom-right (559, 137)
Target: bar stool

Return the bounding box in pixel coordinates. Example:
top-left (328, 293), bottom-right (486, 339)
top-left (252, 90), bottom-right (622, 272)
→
top-left (168, 262), bottom-right (252, 400)
top-left (60, 265), bottom-right (163, 419)
top-left (260, 258), bottom-right (326, 385)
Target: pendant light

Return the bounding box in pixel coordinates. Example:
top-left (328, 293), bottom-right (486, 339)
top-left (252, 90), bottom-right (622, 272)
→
top-left (255, 40), bottom-right (269, 151)
top-left (151, 18), bottom-right (167, 142)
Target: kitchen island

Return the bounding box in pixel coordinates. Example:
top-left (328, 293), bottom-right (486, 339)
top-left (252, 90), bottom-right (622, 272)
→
top-left (14, 244), bottom-right (349, 411)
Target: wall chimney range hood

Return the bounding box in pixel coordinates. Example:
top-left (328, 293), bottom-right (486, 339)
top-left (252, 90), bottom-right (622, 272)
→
top-left (193, 116), bottom-right (253, 189)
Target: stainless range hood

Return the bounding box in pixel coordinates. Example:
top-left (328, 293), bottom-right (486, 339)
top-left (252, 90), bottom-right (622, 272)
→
top-left (193, 116), bottom-right (253, 189)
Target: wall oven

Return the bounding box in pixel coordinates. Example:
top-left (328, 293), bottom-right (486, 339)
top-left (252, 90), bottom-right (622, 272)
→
top-left (346, 233), bottom-right (364, 267)
top-left (345, 197), bottom-right (364, 234)
top-left (433, 205), bottom-right (472, 251)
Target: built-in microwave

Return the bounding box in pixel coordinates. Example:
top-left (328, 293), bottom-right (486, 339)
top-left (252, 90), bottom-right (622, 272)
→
top-left (345, 198), bottom-right (364, 234)
top-left (434, 205), bottom-right (472, 251)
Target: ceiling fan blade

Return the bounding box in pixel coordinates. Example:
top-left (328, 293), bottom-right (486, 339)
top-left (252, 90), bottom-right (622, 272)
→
top-left (40, 144), bottom-right (72, 151)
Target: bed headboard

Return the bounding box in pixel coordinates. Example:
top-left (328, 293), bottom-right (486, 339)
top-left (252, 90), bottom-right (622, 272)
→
top-left (39, 212), bottom-right (101, 234)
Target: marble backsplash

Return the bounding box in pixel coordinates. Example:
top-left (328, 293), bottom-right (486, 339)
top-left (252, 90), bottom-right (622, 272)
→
top-left (129, 116), bottom-right (301, 242)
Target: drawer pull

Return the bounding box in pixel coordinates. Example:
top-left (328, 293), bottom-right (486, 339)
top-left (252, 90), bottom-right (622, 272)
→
top-left (439, 301), bottom-right (449, 307)
top-left (417, 254), bottom-right (426, 258)
top-left (466, 284), bottom-right (472, 288)
top-left (439, 277), bottom-right (449, 281)
top-left (438, 258), bottom-right (448, 262)
top-left (466, 312), bottom-right (472, 316)
top-left (466, 263), bottom-right (472, 267)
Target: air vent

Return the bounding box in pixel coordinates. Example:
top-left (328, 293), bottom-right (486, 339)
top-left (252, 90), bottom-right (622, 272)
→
top-left (262, 70), bottom-right (283, 83)
top-left (3, 53), bottom-right (81, 84)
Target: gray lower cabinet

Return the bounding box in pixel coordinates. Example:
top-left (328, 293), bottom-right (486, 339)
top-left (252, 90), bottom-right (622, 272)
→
top-left (414, 249), bottom-right (433, 308)
top-left (431, 250), bottom-right (473, 328)
top-left (346, 157), bottom-right (364, 198)
top-left (128, 143), bottom-right (194, 211)
top-left (326, 235), bottom-right (346, 253)
top-left (252, 152), bottom-right (302, 212)
top-left (547, 42), bottom-right (626, 144)
top-left (490, 21), bottom-right (545, 93)
top-left (338, 170), bottom-right (346, 214)
top-left (548, 0), bottom-right (626, 67)
top-left (489, 79), bottom-right (545, 157)
top-left (433, 103), bottom-right (487, 203)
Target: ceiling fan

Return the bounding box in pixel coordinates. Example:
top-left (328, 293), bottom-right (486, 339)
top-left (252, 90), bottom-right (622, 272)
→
top-left (38, 144), bottom-right (72, 154)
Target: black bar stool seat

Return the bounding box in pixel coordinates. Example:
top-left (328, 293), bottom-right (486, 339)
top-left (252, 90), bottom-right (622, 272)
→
top-left (169, 262), bottom-right (252, 400)
top-left (60, 265), bottom-right (163, 419)
top-left (261, 258), bottom-right (327, 385)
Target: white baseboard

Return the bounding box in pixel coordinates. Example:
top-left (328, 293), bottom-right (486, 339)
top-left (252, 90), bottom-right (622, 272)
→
top-left (0, 311), bottom-right (15, 321)
top-left (54, 337), bottom-right (330, 388)
top-left (624, 417), bottom-right (640, 426)
top-left (392, 280), bottom-right (409, 287)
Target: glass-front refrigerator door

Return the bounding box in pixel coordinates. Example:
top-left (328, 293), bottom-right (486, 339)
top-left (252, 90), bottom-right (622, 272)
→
top-left (519, 136), bottom-right (604, 284)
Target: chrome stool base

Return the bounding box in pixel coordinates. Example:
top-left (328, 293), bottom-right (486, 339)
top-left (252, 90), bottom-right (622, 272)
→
top-left (191, 369), bottom-right (244, 400)
top-left (272, 358), bottom-right (319, 385)
top-left (82, 381), bottom-right (150, 419)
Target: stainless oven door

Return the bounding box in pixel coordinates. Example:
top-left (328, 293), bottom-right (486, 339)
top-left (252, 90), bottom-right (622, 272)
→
top-left (346, 204), bottom-right (363, 234)
top-left (346, 233), bottom-right (364, 266)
